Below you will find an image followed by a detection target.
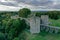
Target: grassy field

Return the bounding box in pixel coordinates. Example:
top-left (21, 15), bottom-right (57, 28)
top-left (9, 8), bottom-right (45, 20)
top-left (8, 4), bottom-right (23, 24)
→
top-left (49, 19), bottom-right (60, 27)
top-left (23, 31), bottom-right (60, 40)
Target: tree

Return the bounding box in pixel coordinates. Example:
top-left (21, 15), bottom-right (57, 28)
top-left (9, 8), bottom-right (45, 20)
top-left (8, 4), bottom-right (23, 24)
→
top-left (18, 8), bottom-right (31, 18)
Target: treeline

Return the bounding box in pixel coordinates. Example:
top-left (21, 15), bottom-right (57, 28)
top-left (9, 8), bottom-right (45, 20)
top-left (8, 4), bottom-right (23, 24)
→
top-left (36, 11), bottom-right (60, 20)
top-left (1, 10), bottom-right (60, 20)
top-left (0, 11), bottom-right (18, 16)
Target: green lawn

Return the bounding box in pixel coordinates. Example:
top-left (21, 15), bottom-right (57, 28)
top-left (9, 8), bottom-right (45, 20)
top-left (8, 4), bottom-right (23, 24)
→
top-left (49, 19), bottom-right (60, 27)
top-left (23, 31), bottom-right (60, 40)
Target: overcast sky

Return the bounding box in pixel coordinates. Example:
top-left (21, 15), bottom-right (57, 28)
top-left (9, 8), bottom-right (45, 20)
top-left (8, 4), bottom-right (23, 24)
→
top-left (0, 0), bottom-right (60, 11)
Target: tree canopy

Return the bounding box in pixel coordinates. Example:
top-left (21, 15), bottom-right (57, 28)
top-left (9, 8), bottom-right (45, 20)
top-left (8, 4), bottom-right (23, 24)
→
top-left (18, 8), bottom-right (31, 18)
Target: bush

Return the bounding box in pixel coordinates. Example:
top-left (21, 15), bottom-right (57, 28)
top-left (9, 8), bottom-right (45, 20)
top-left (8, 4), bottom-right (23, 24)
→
top-left (13, 37), bottom-right (19, 40)
top-left (19, 31), bottom-right (28, 40)
top-left (0, 32), bottom-right (5, 40)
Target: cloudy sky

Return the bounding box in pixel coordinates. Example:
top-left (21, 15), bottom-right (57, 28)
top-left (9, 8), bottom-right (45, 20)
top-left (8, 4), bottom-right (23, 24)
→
top-left (0, 0), bottom-right (60, 11)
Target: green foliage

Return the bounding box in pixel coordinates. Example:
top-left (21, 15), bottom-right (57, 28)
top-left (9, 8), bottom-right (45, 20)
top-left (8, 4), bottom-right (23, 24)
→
top-left (49, 19), bottom-right (60, 27)
top-left (18, 31), bottom-right (28, 40)
top-left (36, 11), bottom-right (60, 20)
top-left (13, 37), bottom-right (19, 40)
top-left (3, 19), bottom-right (27, 40)
top-left (36, 12), bottom-right (47, 17)
top-left (18, 8), bottom-right (31, 18)
top-left (0, 32), bottom-right (5, 40)
top-left (0, 11), bottom-right (28, 40)
top-left (47, 11), bottom-right (59, 20)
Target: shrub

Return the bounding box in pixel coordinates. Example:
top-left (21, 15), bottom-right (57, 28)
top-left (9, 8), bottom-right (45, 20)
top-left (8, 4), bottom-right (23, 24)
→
top-left (0, 32), bottom-right (5, 40)
top-left (13, 37), bottom-right (19, 40)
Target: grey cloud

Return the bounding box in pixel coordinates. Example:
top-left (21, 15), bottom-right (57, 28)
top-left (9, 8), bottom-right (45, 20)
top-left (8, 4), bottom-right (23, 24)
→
top-left (16, 0), bottom-right (60, 9)
top-left (16, 0), bottom-right (53, 6)
top-left (0, 0), bottom-right (60, 10)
